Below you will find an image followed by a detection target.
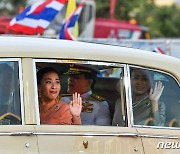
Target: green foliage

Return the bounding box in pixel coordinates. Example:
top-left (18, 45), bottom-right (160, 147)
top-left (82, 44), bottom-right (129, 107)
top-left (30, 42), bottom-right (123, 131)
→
top-left (149, 5), bottom-right (180, 37)
top-left (96, 0), bottom-right (180, 38)
top-left (96, 0), bottom-right (110, 18)
top-left (0, 0), bottom-right (25, 15)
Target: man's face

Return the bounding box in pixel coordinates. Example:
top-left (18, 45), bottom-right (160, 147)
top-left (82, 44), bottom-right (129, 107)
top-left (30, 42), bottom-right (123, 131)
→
top-left (67, 74), bottom-right (92, 94)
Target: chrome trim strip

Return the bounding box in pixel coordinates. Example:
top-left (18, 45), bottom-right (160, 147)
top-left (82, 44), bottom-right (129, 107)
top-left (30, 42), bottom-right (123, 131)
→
top-left (34, 59), bottom-right (56, 63)
top-left (124, 65), bottom-right (133, 127)
top-left (34, 132), bottom-right (138, 137)
top-left (0, 58), bottom-right (20, 62)
top-left (139, 134), bottom-right (180, 139)
top-left (0, 131), bottom-right (179, 139)
top-left (33, 59), bottom-right (40, 125)
top-left (134, 125), bottom-right (180, 130)
top-left (18, 59), bottom-right (25, 125)
top-left (0, 132), bottom-right (138, 137)
top-left (0, 132), bottom-right (34, 136)
top-left (11, 131), bottom-right (34, 136)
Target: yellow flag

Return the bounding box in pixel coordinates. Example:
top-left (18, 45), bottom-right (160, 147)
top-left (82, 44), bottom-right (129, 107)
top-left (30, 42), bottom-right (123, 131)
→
top-left (65, 0), bottom-right (79, 37)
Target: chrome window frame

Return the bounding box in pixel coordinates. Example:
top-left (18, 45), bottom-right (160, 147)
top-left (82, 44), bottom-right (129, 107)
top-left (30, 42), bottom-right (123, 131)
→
top-left (33, 58), bottom-right (127, 126)
top-left (124, 65), bottom-right (133, 127)
top-left (127, 64), bottom-right (180, 130)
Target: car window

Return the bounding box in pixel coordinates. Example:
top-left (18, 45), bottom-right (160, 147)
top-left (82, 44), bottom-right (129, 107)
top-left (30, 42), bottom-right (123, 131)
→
top-left (35, 61), bottom-right (127, 126)
top-left (130, 66), bottom-right (180, 128)
top-left (0, 61), bottom-right (22, 125)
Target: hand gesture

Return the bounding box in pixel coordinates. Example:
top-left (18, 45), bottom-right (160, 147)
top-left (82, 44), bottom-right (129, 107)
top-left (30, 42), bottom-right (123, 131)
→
top-left (149, 81), bottom-right (164, 112)
top-left (69, 93), bottom-right (82, 117)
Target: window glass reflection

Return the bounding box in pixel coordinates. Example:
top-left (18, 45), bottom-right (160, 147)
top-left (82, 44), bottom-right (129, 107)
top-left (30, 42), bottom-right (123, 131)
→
top-left (130, 67), bottom-right (180, 128)
top-left (0, 62), bottom-right (21, 125)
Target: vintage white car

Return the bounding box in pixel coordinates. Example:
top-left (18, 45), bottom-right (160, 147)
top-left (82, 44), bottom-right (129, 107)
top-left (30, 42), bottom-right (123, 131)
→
top-left (0, 36), bottom-right (179, 154)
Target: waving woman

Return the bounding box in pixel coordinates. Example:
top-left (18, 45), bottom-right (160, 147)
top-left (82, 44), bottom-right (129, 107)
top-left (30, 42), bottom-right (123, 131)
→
top-left (37, 67), bottom-right (82, 125)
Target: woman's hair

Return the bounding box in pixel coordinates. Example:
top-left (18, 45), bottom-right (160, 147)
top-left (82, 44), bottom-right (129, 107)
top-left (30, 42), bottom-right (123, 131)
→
top-left (37, 67), bottom-right (60, 85)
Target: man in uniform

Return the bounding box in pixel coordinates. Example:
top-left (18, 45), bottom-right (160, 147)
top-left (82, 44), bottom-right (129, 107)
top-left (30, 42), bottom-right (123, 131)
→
top-left (61, 64), bottom-right (111, 125)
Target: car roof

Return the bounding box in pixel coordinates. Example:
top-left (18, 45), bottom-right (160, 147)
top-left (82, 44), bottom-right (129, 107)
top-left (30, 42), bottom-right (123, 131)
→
top-left (0, 36), bottom-right (180, 80)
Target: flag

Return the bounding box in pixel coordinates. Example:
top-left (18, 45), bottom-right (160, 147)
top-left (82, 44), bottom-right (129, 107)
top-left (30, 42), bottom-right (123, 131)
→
top-left (153, 47), bottom-right (165, 54)
top-left (8, 0), bottom-right (67, 35)
top-left (65, 0), bottom-right (79, 37)
top-left (59, 0), bottom-right (84, 40)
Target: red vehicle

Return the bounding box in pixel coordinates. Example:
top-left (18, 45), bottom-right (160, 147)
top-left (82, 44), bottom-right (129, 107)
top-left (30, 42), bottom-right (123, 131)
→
top-left (94, 18), bottom-right (143, 39)
top-left (0, 16), bottom-right (12, 34)
top-left (94, 0), bottom-right (149, 39)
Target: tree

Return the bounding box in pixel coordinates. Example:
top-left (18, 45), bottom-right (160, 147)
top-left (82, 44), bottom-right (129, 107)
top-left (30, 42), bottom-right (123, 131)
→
top-left (149, 5), bottom-right (180, 37)
top-left (96, 0), bottom-right (180, 38)
top-left (96, 0), bottom-right (110, 18)
top-left (0, 0), bottom-right (25, 15)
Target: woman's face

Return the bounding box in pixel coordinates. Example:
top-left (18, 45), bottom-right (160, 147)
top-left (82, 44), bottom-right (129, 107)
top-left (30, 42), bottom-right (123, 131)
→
top-left (39, 72), bottom-right (61, 102)
top-left (131, 69), bottom-right (151, 96)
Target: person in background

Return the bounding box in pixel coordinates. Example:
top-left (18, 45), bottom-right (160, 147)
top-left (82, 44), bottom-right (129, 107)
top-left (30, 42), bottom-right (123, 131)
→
top-left (131, 68), bottom-right (165, 126)
top-left (113, 68), bottom-right (165, 126)
top-left (61, 64), bottom-right (111, 126)
top-left (37, 67), bottom-right (82, 125)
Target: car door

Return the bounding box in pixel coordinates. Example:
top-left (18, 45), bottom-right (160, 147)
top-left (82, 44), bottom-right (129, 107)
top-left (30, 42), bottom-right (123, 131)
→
top-left (34, 60), bottom-right (144, 154)
top-left (0, 59), bottom-right (38, 153)
top-left (35, 125), bottom-right (143, 154)
top-left (0, 126), bottom-right (38, 153)
top-left (129, 66), bottom-right (180, 154)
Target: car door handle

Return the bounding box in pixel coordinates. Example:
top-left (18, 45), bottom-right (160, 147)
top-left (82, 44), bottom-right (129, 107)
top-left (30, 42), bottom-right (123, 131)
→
top-left (11, 131), bottom-right (34, 136)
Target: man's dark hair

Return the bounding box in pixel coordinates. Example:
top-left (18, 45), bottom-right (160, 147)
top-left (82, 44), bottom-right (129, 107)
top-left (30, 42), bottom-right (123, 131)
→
top-left (84, 73), bottom-right (97, 90)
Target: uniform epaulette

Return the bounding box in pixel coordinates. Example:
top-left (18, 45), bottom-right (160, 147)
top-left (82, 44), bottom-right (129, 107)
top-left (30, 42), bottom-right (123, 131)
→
top-left (60, 94), bottom-right (72, 97)
top-left (91, 93), bottom-right (105, 102)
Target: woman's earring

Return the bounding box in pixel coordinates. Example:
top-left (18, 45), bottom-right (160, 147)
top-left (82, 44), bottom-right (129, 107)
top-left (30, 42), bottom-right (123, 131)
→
top-left (56, 94), bottom-right (60, 101)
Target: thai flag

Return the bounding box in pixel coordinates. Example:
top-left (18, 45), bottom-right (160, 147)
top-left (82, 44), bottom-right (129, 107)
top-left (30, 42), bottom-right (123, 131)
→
top-left (153, 47), bottom-right (165, 54)
top-left (8, 0), bottom-right (67, 35)
top-left (59, 0), bottom-right (84, 40)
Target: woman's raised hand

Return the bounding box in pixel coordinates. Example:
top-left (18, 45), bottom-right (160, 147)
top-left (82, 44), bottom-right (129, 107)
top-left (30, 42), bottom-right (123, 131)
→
top-left (69, 93), bottom-right (82, 117)
top-left (149, 81), bottom-right (164, 112)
